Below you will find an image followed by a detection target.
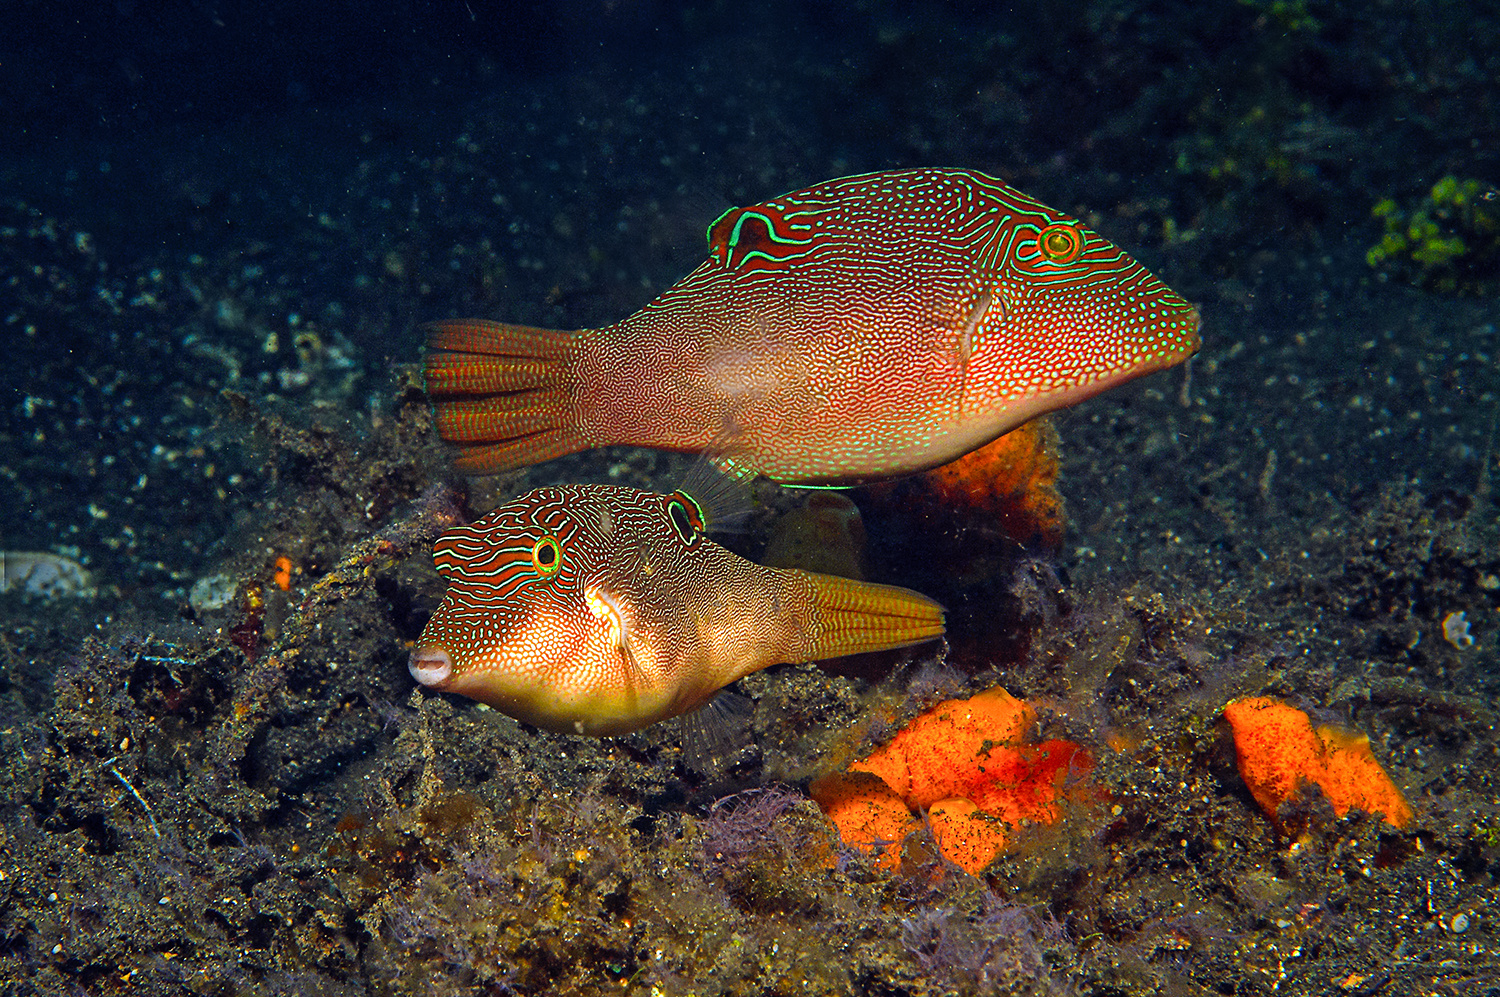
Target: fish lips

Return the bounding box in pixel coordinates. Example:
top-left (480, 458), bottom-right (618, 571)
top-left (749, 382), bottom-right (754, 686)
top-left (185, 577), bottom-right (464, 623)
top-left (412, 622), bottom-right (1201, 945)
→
top-left (408, 644), bottom-right (454, 688)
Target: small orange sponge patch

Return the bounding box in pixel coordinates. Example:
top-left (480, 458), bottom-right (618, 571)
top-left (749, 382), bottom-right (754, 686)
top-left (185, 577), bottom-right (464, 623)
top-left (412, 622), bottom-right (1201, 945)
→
top-left (919, 421), bottom-right (1065, 547)
top-left (810, 687), bottom-right (1092, 874)
top-left (1223, 696), bottom-right (1412, 830)
top-left (807, 771), bottom-right (919, 872)
top-left (272, 555), bottom-right (294, 592)
top-left (864, 420), bottom-right (1065, 549)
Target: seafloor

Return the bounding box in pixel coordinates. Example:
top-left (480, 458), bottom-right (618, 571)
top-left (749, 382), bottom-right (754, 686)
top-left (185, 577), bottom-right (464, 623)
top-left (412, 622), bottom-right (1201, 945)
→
top-left (1, 2), bottom-right (1498, 995)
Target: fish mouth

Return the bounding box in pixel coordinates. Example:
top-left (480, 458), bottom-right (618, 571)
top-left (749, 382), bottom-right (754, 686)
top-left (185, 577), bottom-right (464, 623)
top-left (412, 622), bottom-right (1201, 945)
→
top-left (1146, 299), bottom-right (1203, 360)
top-left (1183, 303), bottom-right (1203, 342)
top-left (409, 645), bottom-right (453, 688)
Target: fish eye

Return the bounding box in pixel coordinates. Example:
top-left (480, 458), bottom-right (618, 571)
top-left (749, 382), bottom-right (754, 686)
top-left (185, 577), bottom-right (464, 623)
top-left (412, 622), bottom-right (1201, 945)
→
top-left (666, 493), bottom-right (705, 545)
top-left (531, 535), bottom-right (562, 576)
top-left (706, 207), bottom-right (739, 259)
top-left (1038, 224), bottom-right (1083, 264)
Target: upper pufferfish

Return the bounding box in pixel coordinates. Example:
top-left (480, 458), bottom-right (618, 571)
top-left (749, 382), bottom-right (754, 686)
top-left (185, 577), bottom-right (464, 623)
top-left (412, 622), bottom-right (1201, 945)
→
top-left (423, 166), bottom-right (1201, 484)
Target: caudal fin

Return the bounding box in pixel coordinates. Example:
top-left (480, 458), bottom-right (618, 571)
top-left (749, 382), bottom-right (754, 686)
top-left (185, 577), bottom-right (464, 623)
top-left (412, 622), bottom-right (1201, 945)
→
top-left (422, 319), bottom-right (586, 474)
top-left (802, 573), bottom-right (945, 659)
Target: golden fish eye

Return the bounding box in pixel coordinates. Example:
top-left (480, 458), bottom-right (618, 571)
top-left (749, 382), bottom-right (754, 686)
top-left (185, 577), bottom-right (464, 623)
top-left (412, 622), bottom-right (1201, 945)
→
top-left (531, 535), bottom-right (562, 576)
top-left (1039, 224), bottom-right (1083, 264)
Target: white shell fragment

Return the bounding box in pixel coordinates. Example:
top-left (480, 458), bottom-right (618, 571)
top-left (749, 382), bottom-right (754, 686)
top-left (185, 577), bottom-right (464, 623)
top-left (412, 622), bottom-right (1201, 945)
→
top-left (1441, 610), bottom-right (1475, 650)
top-left (189, 572), bottom-right (238, 613)
top-left (1, 551), bottom-right (96, 599)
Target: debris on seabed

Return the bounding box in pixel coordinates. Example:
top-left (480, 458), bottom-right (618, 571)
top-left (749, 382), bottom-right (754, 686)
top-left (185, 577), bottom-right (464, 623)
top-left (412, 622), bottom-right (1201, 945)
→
top-left (190, 572), bottom-right (239, 613)
top-left (0, 550), bottom-right (95, 599)
top-left (1441, 610), bottom-right (1475, 650)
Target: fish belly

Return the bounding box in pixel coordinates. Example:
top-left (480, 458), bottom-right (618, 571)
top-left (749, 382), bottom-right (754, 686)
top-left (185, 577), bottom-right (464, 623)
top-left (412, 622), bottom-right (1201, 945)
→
top-left (575, 291), bottom-right (969, 484)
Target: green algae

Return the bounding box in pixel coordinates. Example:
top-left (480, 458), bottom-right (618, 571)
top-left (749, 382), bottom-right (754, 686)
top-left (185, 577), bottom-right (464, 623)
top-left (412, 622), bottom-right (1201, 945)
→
top-left (1367, 176), bottom-right (1500, 295)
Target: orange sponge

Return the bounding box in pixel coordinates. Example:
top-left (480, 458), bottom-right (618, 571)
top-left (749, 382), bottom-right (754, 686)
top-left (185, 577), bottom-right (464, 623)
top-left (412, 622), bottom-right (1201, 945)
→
top-left (812, 686), bottom-right (1092, 874)
top-left (966, 739), bottom-right (1091, 827)
top-left (807, 770), bottom-right (918, 871)
top-left (918, 420), bottom-right (1065, 548)
top-left (1223, 696), bottom-right (1412, 830)
top-left (850, 686), bottom-right (1036, 806)
top-left (927, 798), bottom-right (1010, 874)
top-left (863, 420), bottom-right (1066, 550)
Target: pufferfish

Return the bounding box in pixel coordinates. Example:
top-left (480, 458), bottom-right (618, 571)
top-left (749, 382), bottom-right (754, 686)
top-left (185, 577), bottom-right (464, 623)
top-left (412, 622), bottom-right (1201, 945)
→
top-left (408, 483), bottom-right (944, 736)
top-left (424, 167), bottom-right (1201, 485)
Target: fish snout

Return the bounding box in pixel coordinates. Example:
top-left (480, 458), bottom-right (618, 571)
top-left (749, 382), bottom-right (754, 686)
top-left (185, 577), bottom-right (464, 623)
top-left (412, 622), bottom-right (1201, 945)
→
top-left (1182, 302), bottom-right (1204, 346)
top-left (409, 645), bottom-right (454, 688)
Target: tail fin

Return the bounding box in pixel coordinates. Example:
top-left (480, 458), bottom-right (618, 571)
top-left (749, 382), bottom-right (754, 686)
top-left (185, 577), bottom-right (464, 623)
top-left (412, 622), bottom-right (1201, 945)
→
top-left (422, 319), bottom-right (586, 474)
top-left (802, 573), bottom-right (945, 658)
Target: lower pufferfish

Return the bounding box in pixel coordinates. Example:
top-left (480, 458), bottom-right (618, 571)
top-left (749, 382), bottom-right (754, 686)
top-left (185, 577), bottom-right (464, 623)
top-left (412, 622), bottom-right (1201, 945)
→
top-left (409, 484), bottom-right (945, 736)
